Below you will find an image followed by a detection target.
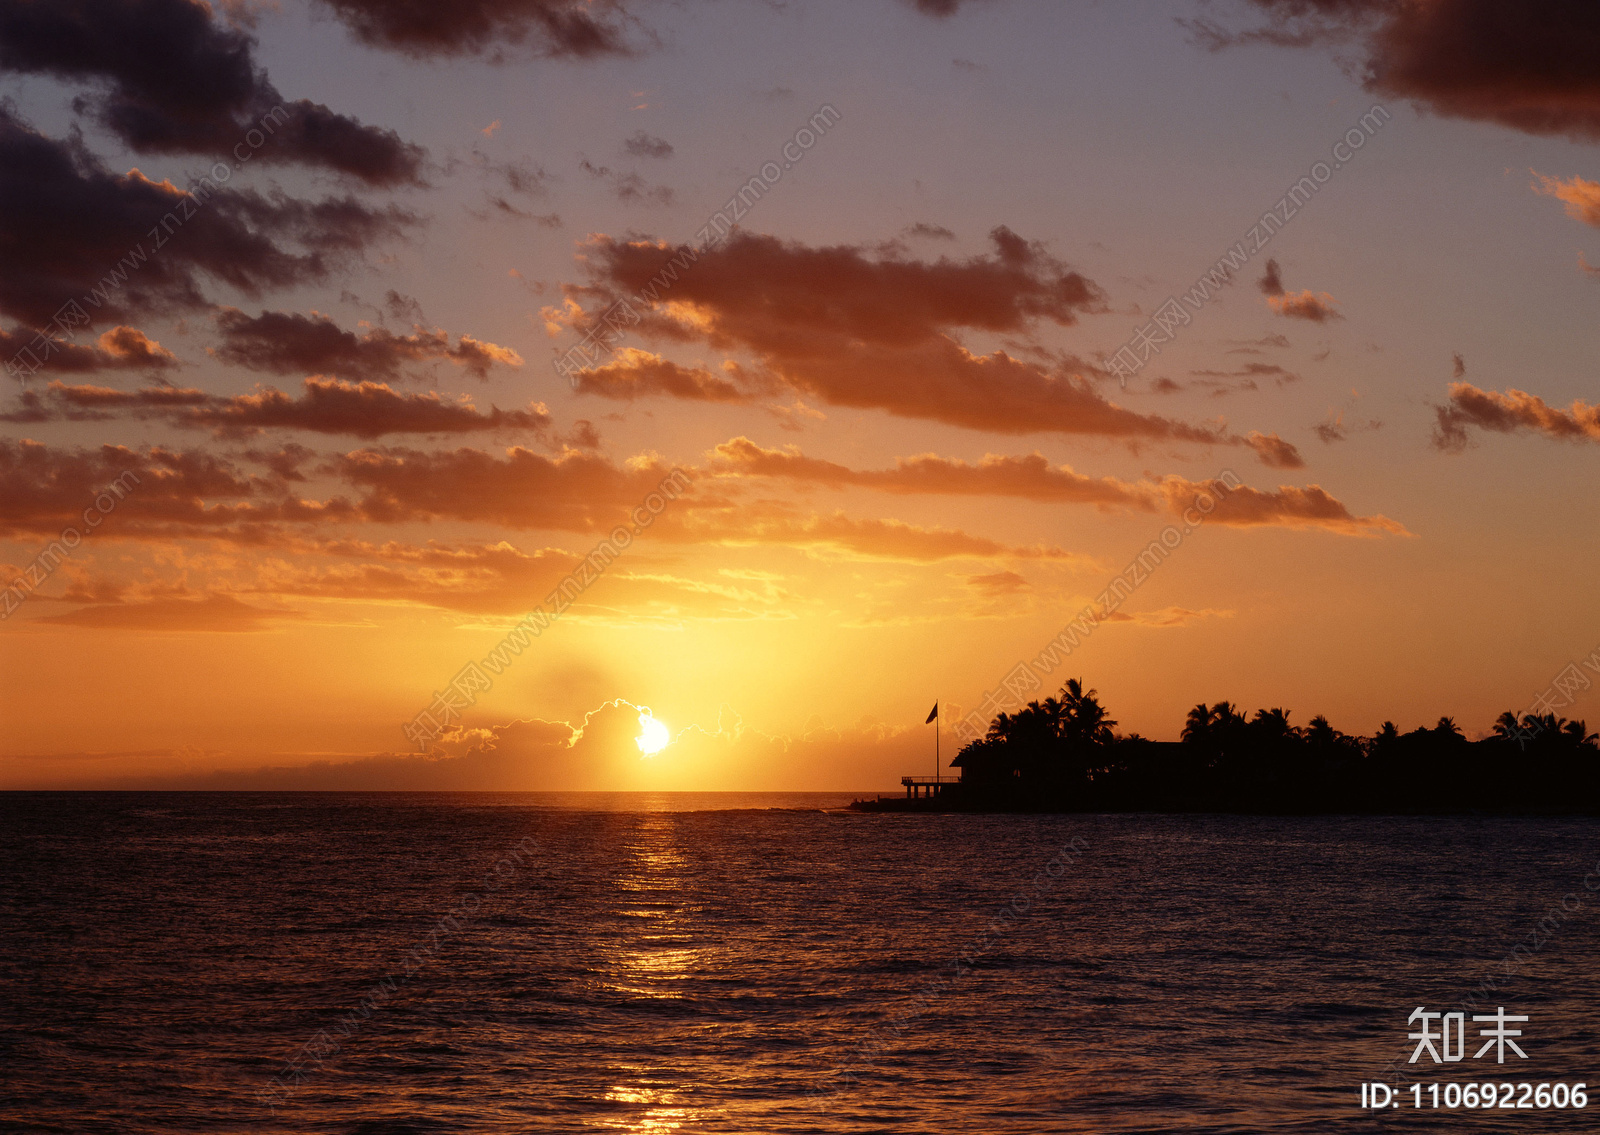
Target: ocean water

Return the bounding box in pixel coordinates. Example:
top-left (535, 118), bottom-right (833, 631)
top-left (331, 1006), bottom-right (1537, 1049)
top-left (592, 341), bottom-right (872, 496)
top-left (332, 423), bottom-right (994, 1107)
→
top-left (4, 792), bottom-right (1600, 1133)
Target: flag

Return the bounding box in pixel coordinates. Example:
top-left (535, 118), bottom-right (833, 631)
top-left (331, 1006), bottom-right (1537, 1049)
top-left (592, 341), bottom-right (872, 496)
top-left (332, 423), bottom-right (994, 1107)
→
top-left (925, 703), bottom-right (938, 724)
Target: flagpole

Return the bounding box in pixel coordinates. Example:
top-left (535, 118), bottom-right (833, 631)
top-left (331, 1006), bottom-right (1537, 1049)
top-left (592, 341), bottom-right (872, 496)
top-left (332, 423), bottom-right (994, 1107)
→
top-left (935, 702), bottom-right (939, 783)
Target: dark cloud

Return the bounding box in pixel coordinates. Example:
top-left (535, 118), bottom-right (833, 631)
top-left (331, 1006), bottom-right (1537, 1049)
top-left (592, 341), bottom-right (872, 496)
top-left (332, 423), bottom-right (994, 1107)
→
top-left (335, 445), bottom-right (686, 531)
top-left (0, 0), bottom-right (423, 184)
top-left (710, 436), bottom-right (1153, 509)
top-left (1, 325), bottom-right (176, 374)
top-left (315, 0), bottom-right (635, 59)
top-left (319, 0), bottom-right (1000, 60)
top-left (0, 106), bottom-right (413, 329)
top-left (904, 222), bottom-right (956, 240)
top-left (1243, 431), bottom-right (1305, 469)
top-left (579, 160), bottom-right (673, 205)
top-left (0, 437), bottom-right (346, 541)
top-left (1267, 289), bottom-right (1342, 322)
top-left (1159, 476), bottom-right (1405, 536)
top-left (910, 0), bottom-right (988, 15)
top-left (6, 377), bottom-right (553, 440)
top-left (1313, 411), bottom-right (1381, 444)
top-left (187, 379), bottom-right (552, 439)
top-left (213, 309), bottom-right (523, 381)
top-left (574, 350), bottom-right (750, 403)
top-left (1188, 361), bottom-right (1300, 393)
top-left (1452, 352), bottom-right (1466, 378)
top-left (623, 130), bottom-right (673, 158)
top-left (1258, 257), bottom-right (1285, 296)
top-left (708, 439), bottom-right (1397, 534)
top-left (483, 199), bottom-right (562, 225)
top-left (557, 228), bottom-right (1293, 462)
top-left (384, 290), bottom-right (425, 324)
top-left (1433, 381), bottom-right (1600, 451)
top-left (1229, 334), bottom-right (1291, 353)
top-left (1203, 0), bottom-right (1600, 142)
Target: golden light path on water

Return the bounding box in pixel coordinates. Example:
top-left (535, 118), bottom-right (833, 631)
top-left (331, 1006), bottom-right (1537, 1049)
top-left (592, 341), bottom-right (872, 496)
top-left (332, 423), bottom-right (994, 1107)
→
top-left (592, 814), bottom-right (708, 1132)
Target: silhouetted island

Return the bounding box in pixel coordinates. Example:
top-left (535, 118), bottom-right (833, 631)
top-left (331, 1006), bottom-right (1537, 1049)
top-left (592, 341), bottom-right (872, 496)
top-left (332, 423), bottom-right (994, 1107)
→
top-left (853, 679), bottom-right (1600, 814)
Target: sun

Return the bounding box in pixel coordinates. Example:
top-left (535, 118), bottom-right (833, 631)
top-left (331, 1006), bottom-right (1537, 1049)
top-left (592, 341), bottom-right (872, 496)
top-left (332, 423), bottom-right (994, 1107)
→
top-left (636, 711), bottom-right (670, 756)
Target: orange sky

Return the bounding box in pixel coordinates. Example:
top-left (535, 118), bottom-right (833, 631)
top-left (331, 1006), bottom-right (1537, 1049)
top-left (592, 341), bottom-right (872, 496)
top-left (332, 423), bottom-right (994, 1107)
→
top-left (4, 0), bottom-right (1600, 789)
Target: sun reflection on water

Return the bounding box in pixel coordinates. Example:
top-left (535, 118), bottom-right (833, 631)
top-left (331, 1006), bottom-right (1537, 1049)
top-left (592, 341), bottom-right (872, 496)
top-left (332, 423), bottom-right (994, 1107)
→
top-left (585, 818), bottom-right (717, 1132)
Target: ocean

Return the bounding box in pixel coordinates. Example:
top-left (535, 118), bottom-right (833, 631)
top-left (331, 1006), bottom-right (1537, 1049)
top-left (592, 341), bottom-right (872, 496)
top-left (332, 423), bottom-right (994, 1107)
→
top-left (4, 792), bottom-right (1600, 1132)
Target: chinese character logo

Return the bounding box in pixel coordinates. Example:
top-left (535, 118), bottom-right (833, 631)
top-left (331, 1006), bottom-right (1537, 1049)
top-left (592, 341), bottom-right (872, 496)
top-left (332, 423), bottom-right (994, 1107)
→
top-left (1407, 1006), bottom-right (1528, 1064)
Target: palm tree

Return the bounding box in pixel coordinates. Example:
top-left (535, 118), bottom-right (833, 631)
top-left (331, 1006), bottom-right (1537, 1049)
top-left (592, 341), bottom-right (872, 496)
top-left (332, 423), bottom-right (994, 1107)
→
top-left (1563, 718), bottom-right (1599, 747)
top-left (1492, 711), bottom-right (1522, 740)
top-left (1211, 701), bottom-right (1246, 734)
top-left (1305, 714), bottom-right (1342, 750)
top-left (1058, 678), bottom-right (1116, 747)
top-left (1182, 702), bottom-right (1213, 745)
top-left (1250, 707), bottom-right (1299, 741)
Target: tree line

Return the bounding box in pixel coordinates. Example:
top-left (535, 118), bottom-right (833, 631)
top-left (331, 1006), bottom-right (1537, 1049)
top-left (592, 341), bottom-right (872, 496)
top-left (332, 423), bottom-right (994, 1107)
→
top-left (947, 679), bottom-right (1600, 812)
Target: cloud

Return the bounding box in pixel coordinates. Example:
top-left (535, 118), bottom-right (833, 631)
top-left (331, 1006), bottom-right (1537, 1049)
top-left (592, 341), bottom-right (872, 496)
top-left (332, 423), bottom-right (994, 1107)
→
top-left (0, 437), bottom-right (683, 543)
top-left (1258, 257), bottom-right (1285, 296)
top-left (561, 229), bottom-right (1290, 461)
top-left (327, 445), bottom-right (1075, 561)
top-left (1433, 381), bottom-right (1600, 451)
top-left (660, 502), bottom-right (1090, 564)
top-left (579, 160), bottom-right (673, 205)
top-left (5, 377), bottom-right (555, 440)
top-left (0, 0), bottom-right (423, 184)
top-left (385, 290), bottom-right (425, 324)
top-left (711, 437), bottom-right (1404, 536)
top-left (1162, 476), bottom-right (1407, 536)
top-left (187, 378), bottom-right (554, 439)
top-left (35, 593), bottom-right (302, 631)
top-left (1, 325), bottom-right (176, 373)
top-left (334, 445), bottom-right (686, 531)
top-left (314, 0), bottom-right (636, 59)
top-left (1243, 431), bottom-right (1305, 469)
top-left (910, 0), bottom-right (989, 15)
top-left (572, 349), bottom-right (750, 402)
top-left (1200, 1), bottom-right (1600, 142)
top-left (1227, 333), bottom-right (1290, 354)
top-left (1532, 171), bottom-right (1600, 226)
top-left (2, 380), bottom-right (211, 425)
top-left (1267, 289), bottom-right (1341, 322)
top-left (966, 570), bottom-right (1029, 596)
top-left (213, 309), bottom-right (522, 381)
top-left (905, 222), bottom-right (956, 240)
top-left (1313, 412), bottom-right (1381, 444)
top-left (105, 700), bottom-right (934, 792)
top-left (0, 106), bottom-right (413, 328)
top-left (709, 437), bottom-right (1155, 509)
top-left (0, 437), bottom-right (345, 541)
top-left (254, 537), bottom-right (585, 615)
top-left (1101, 606), bottom-right (1233, 628)
top-left (1187, 361), bottom-right (1301, 394)
top-left (1452, 352), bottom-right (1467, 378)
top-left (623, 130), bottom-right (673, 158)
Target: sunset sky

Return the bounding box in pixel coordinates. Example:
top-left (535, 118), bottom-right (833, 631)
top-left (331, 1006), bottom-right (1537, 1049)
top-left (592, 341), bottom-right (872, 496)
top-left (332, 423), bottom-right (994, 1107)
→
top-left (4, 0), bottom-right (1600, 790)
